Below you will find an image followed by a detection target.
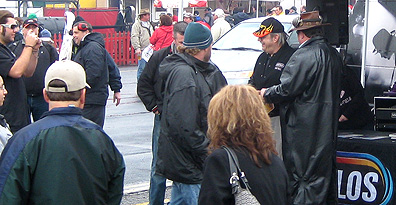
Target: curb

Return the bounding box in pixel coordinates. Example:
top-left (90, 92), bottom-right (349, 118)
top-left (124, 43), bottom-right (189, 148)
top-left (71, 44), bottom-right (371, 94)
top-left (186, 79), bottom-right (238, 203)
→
top-left (123, 181), bottom-right (173, 194)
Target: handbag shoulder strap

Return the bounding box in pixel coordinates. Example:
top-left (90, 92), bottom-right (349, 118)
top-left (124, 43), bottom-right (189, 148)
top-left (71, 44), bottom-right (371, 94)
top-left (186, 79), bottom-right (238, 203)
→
top-left (223, 146), bottom-right (239, 194)
top-left (222, 146), bottom-right (253, 192)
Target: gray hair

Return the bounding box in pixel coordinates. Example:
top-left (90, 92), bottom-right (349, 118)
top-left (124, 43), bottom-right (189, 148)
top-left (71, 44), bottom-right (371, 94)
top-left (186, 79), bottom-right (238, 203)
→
top-left (173, 21), bottom-right (188, 37)
top-left (270, 32), bottom-right (288, 46)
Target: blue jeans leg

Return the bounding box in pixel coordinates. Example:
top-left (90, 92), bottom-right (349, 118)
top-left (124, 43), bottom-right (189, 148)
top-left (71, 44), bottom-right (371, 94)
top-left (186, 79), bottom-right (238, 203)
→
top-left (149, 115), bottom-right (167, 205)
top-left (27, 95), bottom-right (49, 122)
top-left (137, 59), bottom-right (147, 81)
top-left (169, 182), bottom-right (201, 205)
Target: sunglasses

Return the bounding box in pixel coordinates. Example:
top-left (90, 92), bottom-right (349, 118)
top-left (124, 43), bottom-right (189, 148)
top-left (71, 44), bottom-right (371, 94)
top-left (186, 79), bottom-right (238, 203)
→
top-left (1, 24), bottom-right (18, 30)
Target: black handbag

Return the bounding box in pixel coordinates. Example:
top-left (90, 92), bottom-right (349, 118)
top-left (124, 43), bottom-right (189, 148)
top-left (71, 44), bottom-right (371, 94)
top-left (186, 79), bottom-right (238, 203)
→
top-left (222, 146), bottom-right (260, 205)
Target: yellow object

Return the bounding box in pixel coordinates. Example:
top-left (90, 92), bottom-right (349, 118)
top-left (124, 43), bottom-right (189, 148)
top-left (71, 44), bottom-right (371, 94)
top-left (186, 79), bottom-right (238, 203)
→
top-left (264, 103), bottom-right (274, 113)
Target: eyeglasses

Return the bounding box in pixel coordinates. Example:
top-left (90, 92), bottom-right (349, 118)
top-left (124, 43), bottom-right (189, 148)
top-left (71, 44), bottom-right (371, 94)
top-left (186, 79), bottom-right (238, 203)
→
top-left (1, 24), bottom-right (18, 30)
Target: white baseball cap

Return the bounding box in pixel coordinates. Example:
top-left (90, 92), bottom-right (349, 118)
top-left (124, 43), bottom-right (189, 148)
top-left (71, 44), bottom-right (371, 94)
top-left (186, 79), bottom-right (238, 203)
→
top-left (45, 60), bottom-right (90, 92)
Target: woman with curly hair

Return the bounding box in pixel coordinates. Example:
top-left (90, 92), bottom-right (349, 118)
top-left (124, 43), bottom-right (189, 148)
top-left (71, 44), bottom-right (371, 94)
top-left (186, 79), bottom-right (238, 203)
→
top-left (198, 85), bottom-right (290, 204)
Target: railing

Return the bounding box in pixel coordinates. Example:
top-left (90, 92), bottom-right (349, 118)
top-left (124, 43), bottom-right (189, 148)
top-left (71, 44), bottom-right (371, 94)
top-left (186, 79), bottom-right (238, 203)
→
top-left (53, 31), bottom-right (137, 66)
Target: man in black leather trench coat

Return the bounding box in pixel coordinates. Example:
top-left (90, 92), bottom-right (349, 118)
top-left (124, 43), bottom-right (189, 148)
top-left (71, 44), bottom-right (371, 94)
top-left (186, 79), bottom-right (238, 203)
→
top-left (261, 11), bottom-right (343, 204)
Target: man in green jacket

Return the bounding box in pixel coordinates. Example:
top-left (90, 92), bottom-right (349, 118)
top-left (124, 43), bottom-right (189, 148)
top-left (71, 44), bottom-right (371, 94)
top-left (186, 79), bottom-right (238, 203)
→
top-left (0, 60), bottom-right (125, 204)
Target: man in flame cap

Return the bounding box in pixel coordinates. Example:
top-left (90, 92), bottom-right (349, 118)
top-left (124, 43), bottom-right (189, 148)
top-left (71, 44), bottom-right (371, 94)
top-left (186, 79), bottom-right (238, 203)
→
top-left (260, 11), bottom-right (343, 204)
top-left (250, 17), bottom-right (295, 158)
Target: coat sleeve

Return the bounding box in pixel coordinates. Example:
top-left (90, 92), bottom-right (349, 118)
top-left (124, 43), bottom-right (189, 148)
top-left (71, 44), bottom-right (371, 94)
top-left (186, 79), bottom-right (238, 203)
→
top-left (264, 50), bottom-right (317, 104)
top-left (211, 25), bottom-right (221, 42)
top-left (341, 68), bottom-right (367, 119)
top-left (82, 43), bottom-right (107, 88)
top-left (106, 52), bottom-right (122, 92)
top-left (107, 157), bottom-right (125, 205)
top-left (198, 150), bottom-right (233, 204)
top-left (0, 151), bottom-right (31, 204)
top-left (248, 53), bottom-right (264, 88)
top-left (137, 51), bottom-right (160, 112)
top-left (131, 23), bottom-right (141, 50)
top-left (166, 67), bottom-right (209, 167)
top-left (149, 30), bottom-right (158, 46)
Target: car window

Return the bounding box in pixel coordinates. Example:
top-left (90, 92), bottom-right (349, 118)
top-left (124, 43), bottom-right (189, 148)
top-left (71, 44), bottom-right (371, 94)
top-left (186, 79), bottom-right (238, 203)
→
top-left (213, 22), bottom-right (293, 50)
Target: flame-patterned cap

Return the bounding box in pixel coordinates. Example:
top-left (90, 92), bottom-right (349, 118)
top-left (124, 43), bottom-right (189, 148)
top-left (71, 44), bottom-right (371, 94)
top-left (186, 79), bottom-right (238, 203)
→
top-left (253, 17), bottom-right (284, 38)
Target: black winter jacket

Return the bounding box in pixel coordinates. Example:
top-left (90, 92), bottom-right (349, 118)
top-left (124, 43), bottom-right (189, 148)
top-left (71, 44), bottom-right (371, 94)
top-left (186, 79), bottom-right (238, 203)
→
top-left (137, 45), bottom-right (172, 113)
top-left (156, 53), bottom-right (227, 184)
top-left (264, 36), bottom-right (342, 204)
top-left (339, 66), bottom-right (373, 129)
top-left (249, 44), bottom-right (295, 116)
top-left (72, 33), bottom-right (109, 105)
top-left (106, 52), bottom-right (122, 93)
top-left (199, 148), bottom-right (290, 204)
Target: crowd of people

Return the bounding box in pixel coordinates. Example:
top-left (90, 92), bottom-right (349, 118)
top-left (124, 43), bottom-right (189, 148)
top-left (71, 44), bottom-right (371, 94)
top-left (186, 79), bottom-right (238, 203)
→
top-left (134, 6), bottom-right (353, 205)
top-left (0, 4), bottom-right (372, 205)
top-left (0, 9), bottom-right (124, 204)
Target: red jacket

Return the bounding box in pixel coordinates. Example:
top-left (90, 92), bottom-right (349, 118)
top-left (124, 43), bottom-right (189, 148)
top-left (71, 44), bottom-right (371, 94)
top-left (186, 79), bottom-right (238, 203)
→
top-left (150, 25), bottom-right (174, 51)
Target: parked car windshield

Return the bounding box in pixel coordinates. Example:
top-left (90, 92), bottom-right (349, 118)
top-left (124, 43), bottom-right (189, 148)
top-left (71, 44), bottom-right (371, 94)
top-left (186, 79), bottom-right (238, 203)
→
top-left (213, 22), bottom-right (294, 51)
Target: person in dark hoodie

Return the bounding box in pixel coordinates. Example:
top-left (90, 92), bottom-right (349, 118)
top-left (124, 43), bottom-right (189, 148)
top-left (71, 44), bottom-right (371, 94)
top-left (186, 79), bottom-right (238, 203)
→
top-left (71, 21), bottom-right (109, 127)
top-left (137, 21), bottom-right (188, 205)
top-left (156, 22), bottom-right (227, 204)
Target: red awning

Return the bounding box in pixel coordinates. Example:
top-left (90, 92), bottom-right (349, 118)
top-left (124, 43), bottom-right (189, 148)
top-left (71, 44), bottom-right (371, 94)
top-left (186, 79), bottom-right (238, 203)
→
top-left (154, 0), bottom-right (207, 8)
top-left (154, 0), bottom-right (162, 8)
top-left (189, 0), bottom-right (207, 7)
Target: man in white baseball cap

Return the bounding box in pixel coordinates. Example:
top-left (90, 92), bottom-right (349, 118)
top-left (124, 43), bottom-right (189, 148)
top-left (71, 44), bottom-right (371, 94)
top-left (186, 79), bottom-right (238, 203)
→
top-left (0, 60), bottom-right (125, 204)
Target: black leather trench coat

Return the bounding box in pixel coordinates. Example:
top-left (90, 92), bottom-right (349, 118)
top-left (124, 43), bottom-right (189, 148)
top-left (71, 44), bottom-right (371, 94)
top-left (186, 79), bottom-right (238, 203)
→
top-left (264, 36), bottom-right (342, 205)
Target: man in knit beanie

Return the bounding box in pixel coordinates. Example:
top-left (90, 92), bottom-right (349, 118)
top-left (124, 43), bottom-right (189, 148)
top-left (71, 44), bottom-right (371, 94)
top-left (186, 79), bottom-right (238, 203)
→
top-left (156, 22), bottom-right (227, 204)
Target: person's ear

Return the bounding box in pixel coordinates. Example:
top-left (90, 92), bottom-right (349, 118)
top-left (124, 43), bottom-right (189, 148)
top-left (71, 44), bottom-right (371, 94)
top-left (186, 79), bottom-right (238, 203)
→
top-left (43, 88), bottom-right (50, 103)
top-left (273, 34), bottom-right (280, 42)
top-left (79, 88), bottom-right (86, 109)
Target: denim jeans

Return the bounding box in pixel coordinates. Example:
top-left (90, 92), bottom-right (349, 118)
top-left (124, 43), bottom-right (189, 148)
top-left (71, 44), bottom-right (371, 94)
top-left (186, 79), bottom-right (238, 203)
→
top-left (27, 95), bottom-right (49, 122)
top-left (149, 115), bottom-right (167, 205)
top-left (170, 182), bottom-right (201, 205)
top-left (137, 58), bottom-right (147, 81)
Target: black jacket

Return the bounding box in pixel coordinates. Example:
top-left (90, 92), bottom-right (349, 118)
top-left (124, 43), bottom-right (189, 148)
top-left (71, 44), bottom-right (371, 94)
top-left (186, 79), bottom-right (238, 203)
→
top-left (106, 51), bottom-right (122, 93)
top-left (264, 36), bottom-right (342, 204)
top-left (249, 44), bottom-right (295, 116)
top-left (232, 12), bottom-right (251, 25)
top-left (156, 53), bottom-right (227, 184)
top-left (199, 148), bottom-right (290, 204)
top-left (339, 66), bottom-right (373, 129)
top-left (203, 13), bottom-right (214, 27)
top-left (137, 45), bottom-right (172, 113)
top-left (9, 41), bottom-right (59, 95)
top-left (72, 33), bottom-right (109, 105)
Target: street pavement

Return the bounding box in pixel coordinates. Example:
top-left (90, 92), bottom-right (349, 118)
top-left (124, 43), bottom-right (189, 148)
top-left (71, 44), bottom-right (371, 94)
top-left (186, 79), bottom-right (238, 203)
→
top-left (103, 65), bottom-right (170, 204)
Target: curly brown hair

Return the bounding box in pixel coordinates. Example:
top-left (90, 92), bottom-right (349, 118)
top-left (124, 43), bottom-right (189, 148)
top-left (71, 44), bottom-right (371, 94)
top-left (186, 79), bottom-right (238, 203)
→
top-left (207, 85), bottom-right (277, 166)
top-left (177, 45), bottom-right (201, 55)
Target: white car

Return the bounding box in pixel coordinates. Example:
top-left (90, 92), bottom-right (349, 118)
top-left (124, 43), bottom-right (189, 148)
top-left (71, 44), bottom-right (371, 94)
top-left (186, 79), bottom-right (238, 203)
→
top-left (211, 15), bottom-right (299, 85)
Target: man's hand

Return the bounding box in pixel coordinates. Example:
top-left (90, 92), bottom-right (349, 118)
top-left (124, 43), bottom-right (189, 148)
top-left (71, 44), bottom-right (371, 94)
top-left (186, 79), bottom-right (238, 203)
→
top-left (260, 88), bottom-right (267, 97)
top-left (113, 92), bottom-right (121, 106)
top-left (25, 29), bottom-right (39, 48)
top-left (135, 48), bottom-right (142, 56)
top-left (339, 115), bottom-right (348, 122)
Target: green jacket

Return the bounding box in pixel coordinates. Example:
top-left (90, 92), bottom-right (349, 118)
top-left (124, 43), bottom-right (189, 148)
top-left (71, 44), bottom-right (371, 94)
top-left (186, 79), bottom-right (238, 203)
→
top-left (0, 107), bottom-right (125, 204)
